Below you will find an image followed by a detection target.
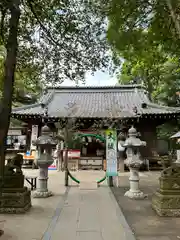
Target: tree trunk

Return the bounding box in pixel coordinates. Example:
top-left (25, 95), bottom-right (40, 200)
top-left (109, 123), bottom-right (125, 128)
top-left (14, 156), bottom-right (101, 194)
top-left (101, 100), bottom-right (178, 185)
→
top-left (144, 71), bottom-right (153, 101)
top-left (0, 0), bottom-right (21, 188)
top-left (166, 0), bottom-right (180, 39)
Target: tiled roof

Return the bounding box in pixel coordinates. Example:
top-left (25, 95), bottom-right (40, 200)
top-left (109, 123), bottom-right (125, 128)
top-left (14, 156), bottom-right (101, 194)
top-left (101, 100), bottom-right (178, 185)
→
top-left (12, 85), bottom-right (180, 118)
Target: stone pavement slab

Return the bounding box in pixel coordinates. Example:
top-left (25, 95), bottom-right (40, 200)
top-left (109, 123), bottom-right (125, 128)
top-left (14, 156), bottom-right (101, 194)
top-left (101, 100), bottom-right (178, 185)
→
top-left (76, 231), bottom-right (103, 240)
top-left (0, 170), bottom-right (75, 240)
top-left (0, 170), bottom-right (135, 240)
top-left (50, 183), bottom-right (135, 240)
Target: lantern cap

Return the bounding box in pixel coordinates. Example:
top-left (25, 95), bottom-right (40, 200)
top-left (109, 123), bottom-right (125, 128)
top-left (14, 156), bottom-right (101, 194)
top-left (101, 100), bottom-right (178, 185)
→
top-left (128, 126), bottom-right (137, 137)
top-left (33, 124), bottom-right (57, 147)
top-left (123, 126), bottom-right (146, 147)
top-left (41, 125), bottom-right (51, 135)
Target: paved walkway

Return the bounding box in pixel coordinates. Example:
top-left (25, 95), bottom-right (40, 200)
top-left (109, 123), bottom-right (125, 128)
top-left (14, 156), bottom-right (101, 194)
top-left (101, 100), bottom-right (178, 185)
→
top-left (0, 170), bottom-right (135, 240)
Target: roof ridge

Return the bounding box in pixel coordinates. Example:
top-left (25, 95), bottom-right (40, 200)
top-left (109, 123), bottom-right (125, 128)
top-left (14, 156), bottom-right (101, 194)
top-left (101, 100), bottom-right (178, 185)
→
top-left (12, 103), bottom-right (41, 112)
top-left (45, 84), bottom-right (144, 90)
top-left (40, 89), bottom-right (55, 106)
top-left (50, 88), bottom-right (146, 94)
top-left (147, 102), bottom-right (180, 111)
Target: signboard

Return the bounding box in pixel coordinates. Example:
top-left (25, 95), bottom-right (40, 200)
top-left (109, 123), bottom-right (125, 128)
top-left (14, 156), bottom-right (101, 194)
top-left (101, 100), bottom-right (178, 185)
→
top-left (106, 129), bottom-right (117, 176)
top-left (8, 129), bottom-right (22, 136)
top-left (177, 150), bottom-right (180, 162)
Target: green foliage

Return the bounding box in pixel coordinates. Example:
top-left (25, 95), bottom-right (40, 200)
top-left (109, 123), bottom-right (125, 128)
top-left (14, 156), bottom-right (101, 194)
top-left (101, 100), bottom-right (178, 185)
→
top-left (108, 0), bottom-right (180, 57)
top-left (1, 0), bottom-right (111, 85)
top-left (119, 56), bottom-right (180, 106)
top-left (152, 58), bottom-right (180, 106)
top-left (108, 0), bottom-right (180, 106)
top-left (0, 44), bottom-right (41, 104)
top-left (108, 0), bottom-right (180, 141)
top-left (67, 134), bottom-right (82, 149)
top-left (157, 122), bottom-right (179, 140)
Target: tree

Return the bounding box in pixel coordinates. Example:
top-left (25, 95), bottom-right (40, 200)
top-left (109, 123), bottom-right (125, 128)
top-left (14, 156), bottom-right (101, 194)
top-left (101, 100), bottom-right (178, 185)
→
top-left (0, 0), bottom-right (21, 185)
top-left (118, 55), bottom-right (180, 107)
top-left (152, 58), bottom-right (180, 106)
top-left (107, 0), bottom-right (180, 143)
top-left (1, 0), bottom-right (110, 84)
top-left (107, 0), bottom-right (180, 57)
top-left (0, 47), bottom-right (42, 105)
top-left (118, 44), bottom-right (168, 99)
top-left (0, 0), bottom-right (111, 182)
top-left (107, 0), bottom-right (180, 105)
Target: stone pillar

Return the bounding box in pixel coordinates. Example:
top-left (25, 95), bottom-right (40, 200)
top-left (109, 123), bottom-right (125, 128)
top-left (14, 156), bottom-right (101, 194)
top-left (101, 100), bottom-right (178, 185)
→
top-left (126, 166), bottom-right (141, 197)
top-left (55, 135), bottom-right (64, 172)
top-left (117, 134), bottom-right (126, 173)
top-left (118, 152), bottom-right (125, 173)
top-left (176, 150), bottom-right (180, 163)
top-left (34, 167), bottom-right (51, 197)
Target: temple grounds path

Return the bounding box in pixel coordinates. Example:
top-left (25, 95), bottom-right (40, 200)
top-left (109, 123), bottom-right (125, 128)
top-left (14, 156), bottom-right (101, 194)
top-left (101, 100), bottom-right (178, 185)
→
top-left (0, 170), bottom-right (135, 240)
top-left (112, 171), bottom-right (180, 240)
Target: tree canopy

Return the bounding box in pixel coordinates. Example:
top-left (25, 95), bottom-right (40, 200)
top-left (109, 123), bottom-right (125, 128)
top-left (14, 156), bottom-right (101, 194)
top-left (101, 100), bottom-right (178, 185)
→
top-left (107, 0), bottom-right (180, 140)
top-left (108, 0), bottom-right (180, 57)
top-left (1, 0), bottom-right (110, 85)
top-left (0, 0), bottom-right (111, 171)
top-left (0, 44), bottom-right (41, 105)
top-left (107, 0), bottom-right (180, 106)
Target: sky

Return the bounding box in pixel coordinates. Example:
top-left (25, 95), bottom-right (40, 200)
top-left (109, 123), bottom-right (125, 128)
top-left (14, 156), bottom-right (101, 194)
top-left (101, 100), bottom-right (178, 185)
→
top-left (61, 70), bottom-right (117, 86)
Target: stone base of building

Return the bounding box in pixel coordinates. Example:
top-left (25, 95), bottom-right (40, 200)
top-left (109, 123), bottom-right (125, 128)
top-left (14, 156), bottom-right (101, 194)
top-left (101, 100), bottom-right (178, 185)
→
top-left (0, 187), bottom-right (31, 214)
top-left (124, 190), bottom-right (147, 199)
top-left (152, 191), bottom-right (180, 217)
top-left (152, 165), bottom-right (180, 217)
top-left (33, 190), bottom-right (53, 198)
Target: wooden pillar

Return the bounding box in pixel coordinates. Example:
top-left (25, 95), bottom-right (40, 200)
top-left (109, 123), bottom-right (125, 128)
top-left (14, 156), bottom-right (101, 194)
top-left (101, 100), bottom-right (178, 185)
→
top-left (118, 153), bottom-right (125, 173)
top-left (26, 122), bottom-right (32, 151)
top-left (137, 120), bottom-right (157, 158)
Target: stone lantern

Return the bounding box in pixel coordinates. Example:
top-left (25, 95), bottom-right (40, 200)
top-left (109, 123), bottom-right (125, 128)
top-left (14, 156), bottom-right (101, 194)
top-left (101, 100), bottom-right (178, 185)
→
top-left (123, 126), bottom-right (146, 199)
top-left (33, 124), bottom-right (57, 198)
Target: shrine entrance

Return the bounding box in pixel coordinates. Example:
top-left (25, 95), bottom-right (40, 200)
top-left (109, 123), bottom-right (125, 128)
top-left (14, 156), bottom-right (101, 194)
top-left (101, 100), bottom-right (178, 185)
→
top-left (78, 133), bottom-right (105, 170)
top-left (67, 130), bottom-right (118, 187)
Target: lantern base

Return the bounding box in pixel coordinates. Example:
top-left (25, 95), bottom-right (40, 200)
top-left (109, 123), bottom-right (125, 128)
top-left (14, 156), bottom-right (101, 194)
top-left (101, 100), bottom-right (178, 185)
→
top-left (33, 190), bottom-right (53, 198)
top-left (124, 190), bottom-right (147, 199)
top-left (0, 187), bottom-right (31, 213)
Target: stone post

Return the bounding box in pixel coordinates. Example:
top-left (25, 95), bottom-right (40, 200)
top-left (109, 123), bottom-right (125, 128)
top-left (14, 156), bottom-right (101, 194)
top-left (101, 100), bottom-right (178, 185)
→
top-left (170, 131), bottom-right (180, 164)
top-left (117, 133), bottom-right (126, 173)
top-left (123, 126), bottom-right (146, 199)
top-left (33, 124), bottom-right (57, 198)
top-left (55, 135), bottom-right (64, 172)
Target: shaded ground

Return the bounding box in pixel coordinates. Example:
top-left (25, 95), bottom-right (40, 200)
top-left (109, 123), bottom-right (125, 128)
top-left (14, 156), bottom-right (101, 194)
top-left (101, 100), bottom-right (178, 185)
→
top-left (111, 171), bottom-right (180, 240)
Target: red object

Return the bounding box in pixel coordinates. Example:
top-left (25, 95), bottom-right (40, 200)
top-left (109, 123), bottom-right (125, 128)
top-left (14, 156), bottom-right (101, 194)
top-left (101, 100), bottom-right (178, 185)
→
top-left (63, 149), bottom-right (80, 159)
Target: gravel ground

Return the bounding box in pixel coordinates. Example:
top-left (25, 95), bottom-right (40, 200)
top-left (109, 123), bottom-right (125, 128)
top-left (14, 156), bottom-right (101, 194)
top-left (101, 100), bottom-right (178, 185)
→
top-left (111, 171), bottom-right (180, 240)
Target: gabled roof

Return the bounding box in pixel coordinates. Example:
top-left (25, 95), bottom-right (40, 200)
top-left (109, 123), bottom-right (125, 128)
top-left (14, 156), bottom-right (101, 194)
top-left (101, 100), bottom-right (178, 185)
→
top-left (11, 85), bottom-right (180, 119)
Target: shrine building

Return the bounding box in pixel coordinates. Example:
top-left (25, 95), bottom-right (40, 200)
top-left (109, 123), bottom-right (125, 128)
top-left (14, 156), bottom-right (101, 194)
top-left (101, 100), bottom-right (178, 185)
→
top-left (11, 84), bottom-right (180, 170)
